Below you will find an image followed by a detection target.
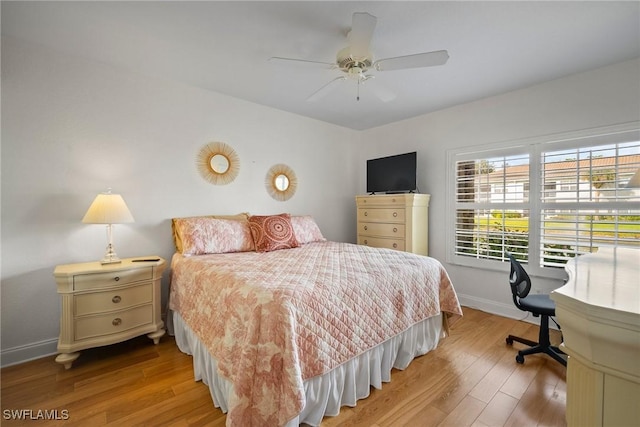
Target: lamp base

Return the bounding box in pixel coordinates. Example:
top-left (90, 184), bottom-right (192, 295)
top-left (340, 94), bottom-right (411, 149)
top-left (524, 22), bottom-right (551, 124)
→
top-left (101, 243), bottom-right (122, 264)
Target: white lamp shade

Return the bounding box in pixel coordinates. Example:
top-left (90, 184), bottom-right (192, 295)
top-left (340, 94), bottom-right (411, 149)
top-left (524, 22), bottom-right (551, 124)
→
top-left (82, 193), bottom-right (134, 224)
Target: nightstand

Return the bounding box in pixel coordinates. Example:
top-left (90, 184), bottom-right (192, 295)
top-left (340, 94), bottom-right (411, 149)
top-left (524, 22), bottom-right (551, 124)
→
top-left (54, 257), bottom-right (166, 369)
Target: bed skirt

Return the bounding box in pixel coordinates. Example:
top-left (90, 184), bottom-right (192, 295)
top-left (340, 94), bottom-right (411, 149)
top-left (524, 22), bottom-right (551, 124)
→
top-left (169, 310), bottom-right (444, 427)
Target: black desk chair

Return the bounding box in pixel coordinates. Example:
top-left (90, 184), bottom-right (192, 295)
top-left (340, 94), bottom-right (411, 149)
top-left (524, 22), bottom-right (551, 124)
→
top-left (505, 253), bottom-right (567, 366)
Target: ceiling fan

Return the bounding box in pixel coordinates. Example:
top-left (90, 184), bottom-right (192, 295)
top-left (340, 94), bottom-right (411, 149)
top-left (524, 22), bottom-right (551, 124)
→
top-left (269, 12), bottom-right (449, 102)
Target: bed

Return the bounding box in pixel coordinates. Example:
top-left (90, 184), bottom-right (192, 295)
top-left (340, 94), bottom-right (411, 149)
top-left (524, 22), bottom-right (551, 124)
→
top-left (167, 213), bottom-right (462, 426)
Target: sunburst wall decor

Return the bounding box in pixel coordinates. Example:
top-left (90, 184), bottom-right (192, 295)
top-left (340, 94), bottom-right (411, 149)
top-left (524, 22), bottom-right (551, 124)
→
top-left (196, 141), bottom-right (240, 185)
top-left (266, 164), bottom-right (297, 201)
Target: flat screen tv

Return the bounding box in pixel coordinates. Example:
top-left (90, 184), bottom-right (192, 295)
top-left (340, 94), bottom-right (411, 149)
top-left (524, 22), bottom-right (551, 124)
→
top-left (366, 151), bottom-right (417, 194)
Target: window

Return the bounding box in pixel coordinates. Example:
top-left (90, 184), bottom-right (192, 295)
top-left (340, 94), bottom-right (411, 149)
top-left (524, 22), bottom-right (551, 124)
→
top-left (448, 123), bottom-right (640, 276)
top-left (454, 153), bottom-right (530, 262)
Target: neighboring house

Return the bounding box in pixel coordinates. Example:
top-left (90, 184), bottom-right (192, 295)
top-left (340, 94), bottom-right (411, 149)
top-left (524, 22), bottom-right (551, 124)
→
top-left (471, 154), bottom-right (640, 207)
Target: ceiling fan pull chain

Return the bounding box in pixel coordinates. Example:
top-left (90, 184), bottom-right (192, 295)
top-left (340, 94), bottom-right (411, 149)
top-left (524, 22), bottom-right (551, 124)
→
top-left (357, 79), bottom-right (360, 101)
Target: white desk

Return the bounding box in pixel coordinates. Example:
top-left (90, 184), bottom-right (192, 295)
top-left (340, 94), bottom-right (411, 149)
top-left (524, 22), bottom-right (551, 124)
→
top-left (551, 247), bottom-right (640, 427)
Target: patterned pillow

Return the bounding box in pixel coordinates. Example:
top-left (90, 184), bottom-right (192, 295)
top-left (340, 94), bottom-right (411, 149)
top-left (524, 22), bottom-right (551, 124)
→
top-left (291, 215), bottom-right (326, 244)
top-left (172, 217), bottom-right (255, 255)
top-left (248, 213), bottom-right (300, 252)
top-left (171, 213), bottom-right (249, 252)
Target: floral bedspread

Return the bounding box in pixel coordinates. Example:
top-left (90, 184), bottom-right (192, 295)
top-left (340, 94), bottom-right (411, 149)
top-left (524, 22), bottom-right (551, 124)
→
top-left (169, 241), bottom-right (462, 427)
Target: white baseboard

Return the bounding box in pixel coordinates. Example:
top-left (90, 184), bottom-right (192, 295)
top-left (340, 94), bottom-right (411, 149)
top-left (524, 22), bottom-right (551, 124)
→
top-left (1, 338), bottom-right (58, 368)
top-left (458, 293), bottom-right (537, 324)
top-left (458, 293), bottom-right (561, 330)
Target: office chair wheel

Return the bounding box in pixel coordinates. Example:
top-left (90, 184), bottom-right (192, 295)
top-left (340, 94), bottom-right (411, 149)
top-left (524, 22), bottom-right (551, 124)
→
top-left (516, 354), bottom-right (525, 364)
top-left (506, 337), bottom-right (513, 345)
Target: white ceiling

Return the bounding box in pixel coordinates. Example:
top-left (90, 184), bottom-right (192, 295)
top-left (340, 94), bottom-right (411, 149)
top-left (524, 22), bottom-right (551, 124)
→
top-left (2, 1), bottom-right (639, 130)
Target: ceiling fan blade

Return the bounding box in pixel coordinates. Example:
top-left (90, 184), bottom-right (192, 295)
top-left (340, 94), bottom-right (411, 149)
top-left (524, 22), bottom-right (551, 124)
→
top-left (306, 76), bottom-right (347, 102)
top-left (268, 57), bottom-right (335, 69)
top-left (374, 50), bottom-right (449, 71)
top-left (349, 12), bottom-right (377, 58)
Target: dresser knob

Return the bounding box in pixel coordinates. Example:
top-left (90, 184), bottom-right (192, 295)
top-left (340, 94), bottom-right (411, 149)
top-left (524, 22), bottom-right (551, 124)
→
top-left (392, 198), bottom-right (396, 203)
top-left (393, 212), bottom-right (398, 217)
top-left (114, 276), bottom-right (120, 282)
top-left (364, 240), bottom-right (368, 244)
top-left (364, 212), bottom-right (368, 216)
top-left (393, 227), bottom-right (398, 233)
top-left (112, 295), bottom-right (121, 304)
top-left (112, 318), bottom-right (122, 326)
top-left (364, 226), bottom-right (368, 231)
top-left (393, 243), bottom-right (398, 248)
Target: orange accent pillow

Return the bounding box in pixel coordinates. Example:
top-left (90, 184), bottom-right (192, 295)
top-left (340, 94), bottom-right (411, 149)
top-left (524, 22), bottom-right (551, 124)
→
top-left (248, 214), bottom-right (300, 253)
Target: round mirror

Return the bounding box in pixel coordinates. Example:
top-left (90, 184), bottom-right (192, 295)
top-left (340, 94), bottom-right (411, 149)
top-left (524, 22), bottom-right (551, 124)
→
top-left (196, 141), bottom-right (239, 185)
top-left (274, 174), bottom-right (289, 191)
top-left (266, 164), bottom-right (297, 201)
top-left (210, 154), bottom-right (230, 174)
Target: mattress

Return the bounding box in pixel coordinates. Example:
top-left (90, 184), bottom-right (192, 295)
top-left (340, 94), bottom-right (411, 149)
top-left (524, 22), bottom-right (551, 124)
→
top-left (169, 241), bottom-right (462, 426)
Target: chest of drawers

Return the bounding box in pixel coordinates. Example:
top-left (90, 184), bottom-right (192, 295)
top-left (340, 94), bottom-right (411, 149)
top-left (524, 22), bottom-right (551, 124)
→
top-left (355, 193), bottom-right (430, 255)
top-left (54, 257), bottom-right (166, 369)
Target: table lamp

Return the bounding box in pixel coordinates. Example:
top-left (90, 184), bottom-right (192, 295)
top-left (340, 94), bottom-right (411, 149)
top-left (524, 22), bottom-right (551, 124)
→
top-left (82, 189), bottom-right (134, 264)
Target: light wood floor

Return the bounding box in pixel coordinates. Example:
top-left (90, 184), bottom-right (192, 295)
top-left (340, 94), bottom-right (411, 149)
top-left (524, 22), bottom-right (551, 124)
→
top-left (1, 308), bottom-right (566, 426)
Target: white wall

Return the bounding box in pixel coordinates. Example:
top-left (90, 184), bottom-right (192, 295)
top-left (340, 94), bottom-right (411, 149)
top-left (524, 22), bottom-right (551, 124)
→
top-left (0, 37), bottom-right (359, 366)
top-left (357, 58), bottom-right (640, 318)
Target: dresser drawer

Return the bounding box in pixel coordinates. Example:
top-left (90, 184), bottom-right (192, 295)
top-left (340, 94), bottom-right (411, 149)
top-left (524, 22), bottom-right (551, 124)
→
top-left (75, 304), bottom-right (153, 341)
top-left (357, 236), bottom-right (405, 251)
top-left (73, 267), bottom-right (152, 291)
top-left (359, 222), bottom-right (405, 238)
top-left (74, 284), bottom-right (152, 316)
top-left (356, 196), bottom-right (406, 207)
top-left (358, 208), bottom-right (405, 223)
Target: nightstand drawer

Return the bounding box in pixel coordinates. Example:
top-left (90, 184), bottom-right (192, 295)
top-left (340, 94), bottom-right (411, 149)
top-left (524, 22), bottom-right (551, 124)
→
top-left (358, 208), bottom-right (405, 223)
top-left (75, 304), bottom-right (153, 340)
top-left (357, 236), bottom-right (405, 251)
top-left (359, 222), bottom-right (405, 238)
top-left (74, 284), bottom-right (152, 316)
top-left (73, 267), bottom-right (152, 291)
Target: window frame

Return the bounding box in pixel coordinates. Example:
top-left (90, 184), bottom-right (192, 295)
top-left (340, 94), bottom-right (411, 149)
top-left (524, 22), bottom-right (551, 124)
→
top-left (446, 121), bottom-right (640, 279)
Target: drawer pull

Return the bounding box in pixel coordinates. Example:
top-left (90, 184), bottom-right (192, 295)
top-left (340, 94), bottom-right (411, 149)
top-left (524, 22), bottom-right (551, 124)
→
top-left (393, 227), bottom-right (398, 233)
top-left (393, 243), bottom-right (398, 248)
top-left (112, 295), bottom-right (121, 304)
top-left (364, 240), bottom-right (368, 245)
top-left (364, 225), bottom-right (368, 231)
top-left (114, 276), bottom-right (120, 282)
top-left (364, 211), bottom-right (368, 216)
top-left (392, 198), bottom-right (396, 203)
top-left (393, 212), bottom-right (398, 217)
top-left (112, 318), bottom-right (122, 326)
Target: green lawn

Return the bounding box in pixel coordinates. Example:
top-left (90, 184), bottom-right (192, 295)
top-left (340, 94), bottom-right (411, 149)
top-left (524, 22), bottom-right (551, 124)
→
top-left (474, 217), bottom-right (640, 238)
